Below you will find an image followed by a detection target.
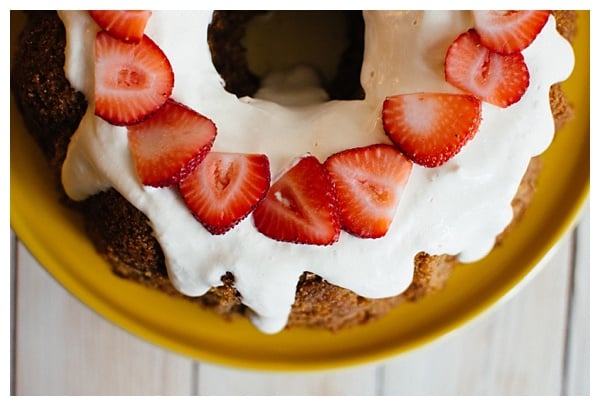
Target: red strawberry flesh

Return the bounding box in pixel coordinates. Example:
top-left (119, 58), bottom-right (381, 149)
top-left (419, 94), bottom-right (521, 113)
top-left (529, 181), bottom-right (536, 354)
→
top-left (472, 10), bottom-right (551, 54)
top-left (89, 10), bottom-right (152, 44)
top-left (253, 156), bottom-right (340, 245)
top-left (180, 152), bottom-right (271, 235)
top-left (94, 31), bottom-right (174, 126)
top-left (382, 93), bottom-right (482, 167)
top-left (445, 29), bottom-right (530, 108)
top-left (127, 99), bottom-right (216, 187)
top-left (325, 145), bottom-right (412, 238)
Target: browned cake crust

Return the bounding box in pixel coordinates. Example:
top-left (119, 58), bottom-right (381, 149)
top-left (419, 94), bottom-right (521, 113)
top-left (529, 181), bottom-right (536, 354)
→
top-left (11, 11), bottom-right (575, 332)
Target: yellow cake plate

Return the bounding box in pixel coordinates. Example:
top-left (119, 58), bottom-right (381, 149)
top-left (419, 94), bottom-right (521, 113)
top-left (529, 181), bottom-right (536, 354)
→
top-left (10, 11), bottom-right (589, 371)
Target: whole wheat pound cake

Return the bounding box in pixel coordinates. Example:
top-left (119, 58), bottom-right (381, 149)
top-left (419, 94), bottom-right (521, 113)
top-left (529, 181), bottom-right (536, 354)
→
top-left (11, 11), bottom-right (576, 333)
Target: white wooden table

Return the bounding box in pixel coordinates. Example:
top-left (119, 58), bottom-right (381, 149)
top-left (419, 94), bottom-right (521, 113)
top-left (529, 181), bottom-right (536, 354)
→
top-left (9, 203), bottom-right (589, 395)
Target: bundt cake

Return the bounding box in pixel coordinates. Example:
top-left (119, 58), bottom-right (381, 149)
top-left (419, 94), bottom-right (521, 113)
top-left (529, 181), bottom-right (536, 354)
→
top-left (11, 10), bottom-right (576, 333)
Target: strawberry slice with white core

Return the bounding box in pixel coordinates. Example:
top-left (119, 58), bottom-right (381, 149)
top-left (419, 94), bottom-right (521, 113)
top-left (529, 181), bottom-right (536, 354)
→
top-left (325, 145), bottom-right (412, 239)
top-left (94, 31), bottom-right (174, 126)
top-left (253, 156), bottom-right (340, 245)
top-left (382, 93), bottom-right (482, 168)
top-left (179, 152), bottom-right (271, 235)
top-left (472, 10), bottom-right (551, 54)
top-left (89, 10), bottom-right (152, 44)
top-left (445, 29), bottom-right (530, 108)
top-left (127, 99), bottom-right (216, 187)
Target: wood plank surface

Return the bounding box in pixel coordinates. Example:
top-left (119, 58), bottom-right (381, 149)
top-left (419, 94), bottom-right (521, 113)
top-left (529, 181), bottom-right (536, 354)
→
top-left (563, 201), bottom-right (590, 395)
top-left (12, 237), bottom-right (195, 396)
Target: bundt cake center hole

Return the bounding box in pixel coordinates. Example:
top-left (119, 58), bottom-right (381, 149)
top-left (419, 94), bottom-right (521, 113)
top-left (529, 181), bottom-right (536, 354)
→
top-left (208, 11), bottom-right (365, 103)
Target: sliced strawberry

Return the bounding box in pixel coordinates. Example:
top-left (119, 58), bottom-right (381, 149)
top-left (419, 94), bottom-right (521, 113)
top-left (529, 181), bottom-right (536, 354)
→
top-left (89, 10), bottom-right (152, 44)
top-left (179, 152), bottom-right (271, 235)
top-left (445, 29), bottom-right (529, 108)
top-left (127, 99), bottom-right (216, 187)
top-left (325, 145), bottom-right (412, 239)
top-left (382, 93), bottom-right (482, 168)
top-left (253, 156), bottom-right (340, 245)
top-left (94, 31), bottom-right (174, 126)
top-left (472, 10), bottom-right (551, 54)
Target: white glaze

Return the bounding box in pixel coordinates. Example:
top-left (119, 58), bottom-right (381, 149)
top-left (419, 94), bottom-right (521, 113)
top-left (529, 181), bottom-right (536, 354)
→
top-left (58, 11), bottom-right (574, 333)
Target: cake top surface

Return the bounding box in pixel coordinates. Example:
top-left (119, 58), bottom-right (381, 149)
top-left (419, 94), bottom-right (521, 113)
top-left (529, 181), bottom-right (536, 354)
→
top-left (58, 10), bottom-right (573, 333)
